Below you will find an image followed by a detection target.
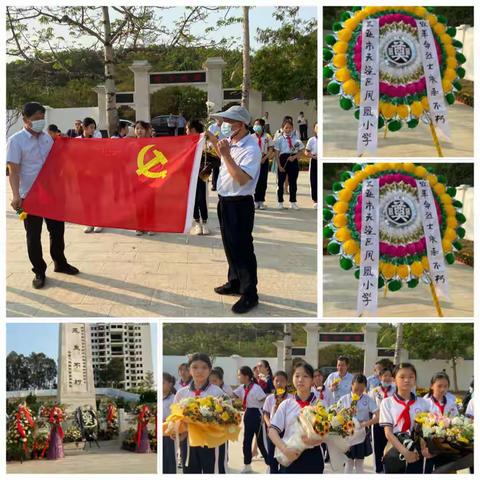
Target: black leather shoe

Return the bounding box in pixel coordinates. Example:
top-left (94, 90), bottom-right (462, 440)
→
top-left (214, 283), bottom-right (240, 296)
top-left (32, 274), bottom-right (46, 289)
top-left (231, 295), bottom-right (259, 314)
top-left (54, 263), bottom-right (80, 275)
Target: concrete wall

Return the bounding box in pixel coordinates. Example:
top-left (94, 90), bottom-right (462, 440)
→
top-left (6, 387), bottom-right (140, 402)
top-left (163, 355), bottom-right (278, 388)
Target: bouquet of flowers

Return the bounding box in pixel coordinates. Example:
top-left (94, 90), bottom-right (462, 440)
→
top-left (98, 402), bottom-right (119, 440)
top-left (135, 404), bottom-right (155, 453)
top-left (163, 396), bottom-right (242, 448)
top-left (6, 404), bottom-right (36, 460)
top-left (32, 420), bottom-right (50, 459)
top-left (63, 425), bottom-right (82, 443)
top-left (275, 403), bottom-right (330, 467)
top-left (414, 412), bottom-right (474, 456)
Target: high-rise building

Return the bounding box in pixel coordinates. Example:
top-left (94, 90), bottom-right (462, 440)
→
top-left (90, 323), bottom-right (153, 390)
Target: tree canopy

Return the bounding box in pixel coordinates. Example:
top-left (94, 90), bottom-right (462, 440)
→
top-left (6, 351), bottom-right (57, 391)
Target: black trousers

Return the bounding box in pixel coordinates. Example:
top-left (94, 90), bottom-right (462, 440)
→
top-left (267, 432), bottom-right (281, 473)
top-left (163, 437), bottom-right (176, 473)
top-left (23, 214), bottom-right (68, 276)
top-left (168, 127), bottom-right (176, 136)
top-left (184, 444), bottom-right (226, 474)
top-left (217, 196), bottom-right (257, 297)
top-left (373, 424), bottom-right (388, 473)
top-left (282, 445), bottom-right (324, 474)
top-left (193, 178), bottom-right (208, 222)
top-left (243, 408), bottom-right (268, 465)
top-left (310, 158), bottom-right (317, 203)
top-left (177, 127), bottom-right (185, 135)
top-left (254, 160), bottom-right (269, 203)
top-left (277, 154), bottom-right (299, 203)
top-left (299, 124), bottom-right (308, 141)
top-left (211, 165), bottom-right (220, 190)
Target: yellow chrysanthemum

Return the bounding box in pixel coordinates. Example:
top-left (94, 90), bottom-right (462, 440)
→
top-left (421, 256), bottom-right (430, 270)
top-left (433, 183), bottom-right (446, 195)
top-left (343, 239), bottom-right (359, 255)
top-left (397, 104), bottom-right (409, 119)
top-left (380, 101), bottom-right (396, 119)
top-left (442, 239), bottom-right (453, 252)
top-left (332, 41), bottom-right (348, 54)
top-left (335, 67), bottom-right (351, 82)
top-left (410, 101), bottom-right (423, 117)
top-left (335, 227), bottom-right (351, 242)
top-left (426, 173), bottom-right (438, 186)
top-left (446, 216), bottom-right (458, 229)
top-left (444, 228), bottom-right (457, 242)
top-left (414, 166), bottom-right (427, 178)
top-left (402, 163), bottom-right (415, 173)
top-left (397, 264), bottom-right (409, 279)
top-left (337, 29), bottom-right (352, 42)
top-left (421, 96), bottom-right (430, 110)
top-left (337, 189), bottom-right (352, 202)
top-left (342, 79), bottom-right (359, 96)
top-left (333, 201), bottom-right (348, 214)
top-left (343, 177), bottom-right (359, 191)
top-left (380, 262), bottom-right (396, 279)
top-left (410, 261), bottom-right (424, 277)
top-left (333, 54), bottom-right (347, 68)
top-left (333, 213), bottom-right (348, 228)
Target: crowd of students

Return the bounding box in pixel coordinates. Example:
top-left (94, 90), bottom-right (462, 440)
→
top-left (163, 354), bottom-right (474, 474)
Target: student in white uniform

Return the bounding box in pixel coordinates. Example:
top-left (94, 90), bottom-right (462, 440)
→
top-left (209, 367), bottom-right (234, 397)
top-left (274, 119), bottom-right (304, 210)
top-left (163, 373), bottom-right (177, 473)
top-left (210, 106), bottom-right (261, 314)
top-left (251, 118), bottom-right (274, 210)
top-left (369, 366), bottom-right (395, 473)
top-left (262, 370), bottom-right (293, 473)
top-left (423, 372), bottom-right (459, 473)
top-left (173, 353), bottom-right (227, 474)
top-left (367, 360), bottom-right (384, 392)
top-left (233, 366), bottom-right (268, 473)
top-left (304, 123), bottom-right (318, 209)
top-left (379, 363), bottom-right (433, 474)
top-left (338, 373), bottom-right (379, 473)
top-left (174, 362), bottom-right (192, 392)
top-left (7, 102), bottom-right (80, 290)
top-left (312, 368), bottom-right (333, 408)
top-left (268, 362), bottom-right (325, 474)
top-left (325, 356), bottom-right (354, 403)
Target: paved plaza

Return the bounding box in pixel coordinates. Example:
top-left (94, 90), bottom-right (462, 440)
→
top-left (6, 440), bottom-right (157, 474)
top-left (6, 174), bottom-right (317, 318)
top-left (323, 96), bottom-right (474, 158)
top-left (323, 256), bottom-right (474, 318)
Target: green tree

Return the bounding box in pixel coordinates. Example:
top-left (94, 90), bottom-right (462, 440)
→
top-left (6, 351), bottom-right (57, 391)
top-left (150, 86), bottom-right (207, 120)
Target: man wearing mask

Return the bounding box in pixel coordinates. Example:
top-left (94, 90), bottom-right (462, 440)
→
top-left (209, 106), bottom-right (261, 314)
top-left (7, 102), bottom-right (79, 289)
top-left (325, 356), bottom-right (354, 403)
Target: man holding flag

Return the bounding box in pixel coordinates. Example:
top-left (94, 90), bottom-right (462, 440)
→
top-left (210, 106), bottom-right (261, 314)
top-left (7, 102), bottom-right (79, 289)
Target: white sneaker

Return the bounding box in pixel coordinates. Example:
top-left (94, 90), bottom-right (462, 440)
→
top-left (147, 231), bottom-right (155, 236)
top-left (201, 223), bottom-right (210, 235)
top-left (135, 230), bottom-right (144, 236)
top-left (254, 202), bottom-right (259, 209)
top-left (313, 203), bottom-right (318, 209)
top-left (191, 222), bottom-right (202, 235)
top-left (290, 202), bottom-right (300, 210)
top-left (93, 227), bottom-right (103, 233)
top-left (276, 202), bottom-right (286, 210)
top-left (241, 465), bottom-right (253, 473)
top-left (84, 226), bottom-right (94, 233)
top-left (259, 202), bottom-right (266, 210)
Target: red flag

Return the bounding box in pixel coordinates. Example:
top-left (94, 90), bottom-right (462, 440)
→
top-left (23, 134), bottom-right (204, 233)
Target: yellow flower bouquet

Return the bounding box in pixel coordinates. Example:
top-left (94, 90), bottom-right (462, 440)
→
top-left (163, 396), bottom-right (241, 448)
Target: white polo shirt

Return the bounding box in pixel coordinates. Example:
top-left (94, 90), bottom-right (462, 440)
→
top-left (379, 393), bottom-right (430, 434)
top-left (325, 371), bottom-right (354, 403)
top-left (233, 383), bottom-right (266, 409)
top-left (313, 385), bottom-right (335, 408)
top-left (174, 379), bottom-right (192, 392)
top-left (6, 128), bottom-right (53, 198)
top-left (263, 392), bottom-right (294, 417)
top-left (274, 134), bottom-right (304, 155)
top-left (423, 393), bottom-right (459, 417)
top-left (337, 392), bottom-right (378, 423)
top-left (305, 136), bottom-right (317, 157)
top-left (174, 383), bottom-right (225, 402)
top-left (369, 384), bottom-right (396, 409)
top-left (216, 133), bottom-right (261, 197)
top-left (250, 133), bottom-right (273, 155)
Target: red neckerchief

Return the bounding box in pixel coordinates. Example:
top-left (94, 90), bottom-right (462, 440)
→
top-left (256, 133), bottom-right (262, 150)
top-left (295, 392), bottom-right (315, 409)
top-left (243, 383), bottom-right (255, 409)
top-left (381, 386), bottom-right (390, 398)
top-left (393, 393), bottom-right (416, 432)
top-left (180, 379), bottom-right (190, 387)
top-left (432, 395), bottom-right (446, 415)
top-left (190, 381), bottom-right (209, 397)
top-left (318, 386), bottom-right (325, 400)
top-left (285, 135), bottom-right (293, 149)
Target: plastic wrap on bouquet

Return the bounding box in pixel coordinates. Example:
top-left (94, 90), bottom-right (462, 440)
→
top-left (323, 420), bottom-right (365, 472)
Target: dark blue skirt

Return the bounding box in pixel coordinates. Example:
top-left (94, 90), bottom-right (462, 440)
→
top-left (346, 434), bottom-right (373, 460)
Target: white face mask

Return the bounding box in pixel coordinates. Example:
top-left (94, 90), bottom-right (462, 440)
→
top-left (30, 119), bottom-right (46, 133)
top-left (220, 122), bottom-right (232, 137)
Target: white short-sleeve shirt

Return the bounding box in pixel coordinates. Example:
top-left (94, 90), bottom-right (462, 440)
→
top-left (220, 383), bottom-right (234, 398)
top-left (263, 392), bottom-right (294, 417)
top-left (270, 392), bottom-right (320, 438)
top-left (250, 133), bottom-right (273, 155)
top-left (274, 134), bottom-right (304, 155)
top-left (216, 133), bottom-right (261, 197)
top-left (7, 128), bottom-right (53, 198)
top-left (174, 379), bottom-right (192, 392)
top-left (174, 383), bottom-right (225, 402)
top-left (337, 392), bottom-right (378, 423)
top-left (305, 136), bottom-right (317, 157)
top-left (379, 393), bottom-right (430, 434)
top-left (369, 384), bottom-right (396, 409)
top-left (423, 393), bottom-right (459, 417)
top-left (465, 396), bottom-right (474, 418)
top-left (163, 393), bottom-right (175, 422)
top-left (325, 372), bottom-right (354, 403)
top-left (313, 386), bottom-right (334, 408)
top-left (233, 383), bottom-right (266, 409)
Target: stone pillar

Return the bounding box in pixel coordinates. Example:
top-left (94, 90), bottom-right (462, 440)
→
top-left (92, 85), bottom-right (107, 130)
top-left (274, 341), bottom-right (284, 370)
top-left (304, 324), bottom-right (320, 367)
top-left (118, 408), bottom-right (129, 443)
top-left (129, 60), bottom-right (152, 122)
top-left (57, 323), bottom-right (97, 413)
top-left (363, 323), bottom-right (381, 375)
top-left (203, 57), bottom-right (226, 113)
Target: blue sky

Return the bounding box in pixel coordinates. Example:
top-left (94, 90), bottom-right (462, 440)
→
top-left (6, 323), bottom-right (158, 374)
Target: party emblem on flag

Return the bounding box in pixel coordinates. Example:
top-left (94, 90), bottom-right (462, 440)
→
top-left (324, 6), bottom-right (467, 134)
top-left (323, 163), bottom-right (467, 297)
top-left (136, 145), bottom-right (168, 180)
